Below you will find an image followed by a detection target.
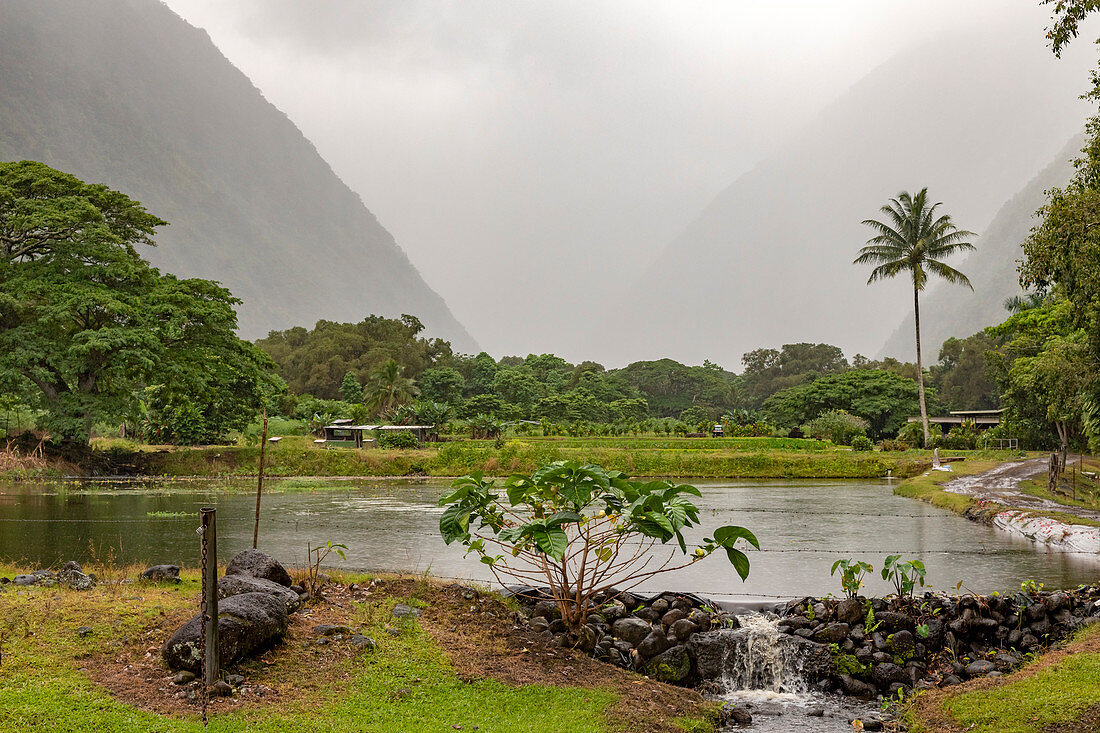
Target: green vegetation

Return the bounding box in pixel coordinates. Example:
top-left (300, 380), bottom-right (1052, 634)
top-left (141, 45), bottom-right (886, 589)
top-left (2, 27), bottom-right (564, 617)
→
top-left (0, 161), bottom-right (275, 445)
top-left (906, 623), bottom-right (1100, 733)
top-left (439, 461), bottom-right (757, 632)
top-left (129, 435), bottom-right (934, 479)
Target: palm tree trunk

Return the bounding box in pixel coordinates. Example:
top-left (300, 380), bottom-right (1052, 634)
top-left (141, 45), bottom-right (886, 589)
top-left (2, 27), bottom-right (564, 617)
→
top-left (914, 286), bottom-right (930, 446)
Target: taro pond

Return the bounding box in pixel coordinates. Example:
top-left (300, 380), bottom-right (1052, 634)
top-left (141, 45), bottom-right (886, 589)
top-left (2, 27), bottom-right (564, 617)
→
top-left (0, 477), bottom-right (1095, 601)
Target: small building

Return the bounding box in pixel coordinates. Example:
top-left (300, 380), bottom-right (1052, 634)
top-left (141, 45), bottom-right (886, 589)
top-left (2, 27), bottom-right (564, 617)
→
top-left (906, 409), bottom-right (1003, 430)
top-left (320, 424), bottom-right (436, 448)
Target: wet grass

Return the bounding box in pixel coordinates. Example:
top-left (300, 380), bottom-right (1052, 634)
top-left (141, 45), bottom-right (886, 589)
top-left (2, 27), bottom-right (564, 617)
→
top-left (0, 567), bottom-right (716, 733)
top-left (905, 622), bottom-right (1100, 732)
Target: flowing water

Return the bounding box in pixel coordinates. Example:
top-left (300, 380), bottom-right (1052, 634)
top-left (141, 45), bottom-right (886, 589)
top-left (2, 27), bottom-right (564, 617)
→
top-left (1, 476), bottom-right (1094, 601)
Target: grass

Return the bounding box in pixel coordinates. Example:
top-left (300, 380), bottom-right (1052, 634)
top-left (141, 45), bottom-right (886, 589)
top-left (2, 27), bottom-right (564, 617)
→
top-left (905, 622), bottom-right (1100, 733)
top-left (85, 435), bottom-right (949, 480)
top-left (0, 565), bottom-right (717, 733)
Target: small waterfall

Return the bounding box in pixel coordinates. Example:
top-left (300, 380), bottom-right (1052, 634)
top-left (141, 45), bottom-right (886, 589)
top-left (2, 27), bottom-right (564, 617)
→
top-left (717, 613), bottom-right (820, 694)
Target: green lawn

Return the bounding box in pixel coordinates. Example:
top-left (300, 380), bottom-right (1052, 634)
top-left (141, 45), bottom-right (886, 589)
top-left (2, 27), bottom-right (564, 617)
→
top-left (0, 567), bottom-right (710, 733)
top-left (907, 623), bottom-right (1100, 733)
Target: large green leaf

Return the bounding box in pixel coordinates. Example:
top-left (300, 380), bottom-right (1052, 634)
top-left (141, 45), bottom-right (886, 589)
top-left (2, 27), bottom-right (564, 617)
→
top-left (530, 525), bottom-right (569, 560)
top-left (439, 504), bottom-right (470, 544)
top-left (545, 510), bottom-right (583, 528)
top-left (726, 547), bottom-right (751, 581)
top-left (713, 525), bottom-right (760, 550)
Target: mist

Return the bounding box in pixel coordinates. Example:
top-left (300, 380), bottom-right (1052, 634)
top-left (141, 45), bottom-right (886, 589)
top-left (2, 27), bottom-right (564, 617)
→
top-left (164, 0), bottom-right (1097, 368)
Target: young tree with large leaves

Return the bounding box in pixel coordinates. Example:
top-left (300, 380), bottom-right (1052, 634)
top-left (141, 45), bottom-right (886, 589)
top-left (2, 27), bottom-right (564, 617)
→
top-left (854, 189), bottom-right (975, 445)
top-left (0, 160), bottom-right (275, 444)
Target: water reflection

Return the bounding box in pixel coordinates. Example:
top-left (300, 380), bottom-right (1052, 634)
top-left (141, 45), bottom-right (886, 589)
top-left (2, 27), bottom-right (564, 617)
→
top-left (0, 477), bottom-right (1095, 600)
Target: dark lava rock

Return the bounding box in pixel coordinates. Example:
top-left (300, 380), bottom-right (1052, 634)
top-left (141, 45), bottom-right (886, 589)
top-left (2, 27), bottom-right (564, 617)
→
top-left (611, 617), bottom-right (651, 646)
top-left (533, 600), bottom-right (561, 619)
top-left (635, 607), bottom-right (661, 622)
top-left (888, 629), bottom-right (915, 658)
top-left (392, 603), bottom-right (422, 619)
top-left (686, 631), bottom-right (728, 679)
top-left (141, 565), bottom-right (182, 583)
top-left (837, 597), bottom-right (864, 625)
top-left (650, 598), bottom-right (669, 615)
top-left (661, 608), bottom-right (687, 627)
top-left (875, 611), bottom-right (913, 632)
top-left (350, 634), bottom-right (377, 651)
top-left (779, 615), bottom-right (812, 631)
top-left (528, 617), bottom-right (550, 632)
top-left (855, 717), bottom-right (885, 732)
top-left (599, 599), bottom-right (626, 621)
top-left (871, 662), bottom-right (907, 689)
top-left (172, 670), bottom-right (196, 685)
top-left (965, 660), bottom-right (997, 677)
top-left (838, 674), bottom-right (877, 697)
top-left (313, 624), bottom-right (352, 636)
top-left (940, 674), bottom-right (962, 687)
top-left (218, 575), bottom-right (301, 613)
top-left (163, 592), bottom-right (289, 673)
top-left (644, 644), bottom-right (693, 683)
top-left (637, 630), bottom-right (670, 659)
top-left (225, 674), bottom-right (245, 687)
top-left (13, 574), bottom-right (37, 586)
top-left (815, 622), bottom-right (849, 644)
top-left (668, 618), bottom-right (699, 641)
top-left (718, 703), bottom-right (753, 726)
top-left (211, 680), bottom-right (233, 697)
top-left (58, 567), bottom-right (96, 591)
top-left (76, 626), bottom-right (94, 638)
top-left (224, 549), bottom-right (293, 588)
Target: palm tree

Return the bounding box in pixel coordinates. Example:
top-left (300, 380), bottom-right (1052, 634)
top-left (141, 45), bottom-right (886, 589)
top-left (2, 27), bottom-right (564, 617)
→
top-left (855, 189), bottom-right (975, 446)
top-left (364, 359), bottom-right (418, 415)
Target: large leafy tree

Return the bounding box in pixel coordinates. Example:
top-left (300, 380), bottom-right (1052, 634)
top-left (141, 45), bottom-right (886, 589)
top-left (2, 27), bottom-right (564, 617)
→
top-left (761, 369), bottom-right (927, 439)
top-left (855, 189), bottom-right (975, 444)
top-left (0, 160), bottom-right (274, 444)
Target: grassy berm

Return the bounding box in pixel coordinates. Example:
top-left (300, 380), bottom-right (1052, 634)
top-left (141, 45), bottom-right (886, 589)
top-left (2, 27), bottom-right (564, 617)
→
top-left (0, 566), bottom-right (719, 733)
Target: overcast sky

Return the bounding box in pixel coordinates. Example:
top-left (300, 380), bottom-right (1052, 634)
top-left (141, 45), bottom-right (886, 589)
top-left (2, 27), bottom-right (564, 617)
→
top-left (163, 0), bottom-right (1089, 364)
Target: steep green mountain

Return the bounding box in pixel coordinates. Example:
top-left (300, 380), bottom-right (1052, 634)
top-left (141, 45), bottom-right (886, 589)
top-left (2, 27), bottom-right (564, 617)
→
top-left (0, 0), bottom-right (476, 350)
top-left (878, 134), bottom-right (1082, 359)
top-left (590, 23), bottom-right (1090, 368)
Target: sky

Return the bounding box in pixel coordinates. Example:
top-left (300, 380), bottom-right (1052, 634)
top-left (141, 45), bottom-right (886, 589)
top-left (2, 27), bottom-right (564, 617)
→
top-left (163, 0), bottom-right (1091, 365)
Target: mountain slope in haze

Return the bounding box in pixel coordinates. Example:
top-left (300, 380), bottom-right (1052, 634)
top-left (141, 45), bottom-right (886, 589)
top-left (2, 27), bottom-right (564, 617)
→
top-left (0, 0), bottom-right (476, 350)
top-left (590, 22), bottom-right (1089, 369)
top-left (878, 134), bottom-right (1083, 360)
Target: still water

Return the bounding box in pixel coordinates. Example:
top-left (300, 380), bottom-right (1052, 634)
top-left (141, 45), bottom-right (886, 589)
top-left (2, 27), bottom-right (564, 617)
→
top-left (0, 477), bottom-right (1095, 601)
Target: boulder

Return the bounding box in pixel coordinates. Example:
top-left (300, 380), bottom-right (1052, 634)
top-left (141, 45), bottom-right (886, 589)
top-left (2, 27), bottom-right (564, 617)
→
top-left (668, 618), bottom-right (699, 642)
top-left (686, 631), bottom-right (729, 679)
top-left (838, 674), bottom-right (877, 697)
top-left (875, 611), bottom-right (913, 632)
top-left (224, 549), bottom-right (293, 587)
top-left (611, 617), bottom-right (651, 646)
top-left (815, 623), bottom-right (849, 644)
top-left (163, 592), bottom-right (289, 672)
top-left (217, 575), bottom-right (301, 613)
top-left (141, 565), bottom-right (182, 583)
top-left (871, 662), bottom-right (907, 690)
top-left (12, 575), bottom-right (36, 586)
top-left (644, 644), bottom-right (693, 684)
top-left (636, 630), bottom-right (670, 659)
top-left (964, 659), bottom-right (997, 677)
top-left (837, 597), bottom-right (864, 625)
top-left (57, 567), bottom-right (96, 590)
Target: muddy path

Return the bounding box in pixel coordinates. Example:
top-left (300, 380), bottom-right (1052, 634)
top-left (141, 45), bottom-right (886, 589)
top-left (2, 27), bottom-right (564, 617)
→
top-left (942, 458), bottom-right (1100, 520)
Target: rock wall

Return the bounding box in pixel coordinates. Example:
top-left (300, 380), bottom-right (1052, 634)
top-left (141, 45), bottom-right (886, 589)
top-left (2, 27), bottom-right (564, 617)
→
top-left (514, 584), bottom-right (1100, 697)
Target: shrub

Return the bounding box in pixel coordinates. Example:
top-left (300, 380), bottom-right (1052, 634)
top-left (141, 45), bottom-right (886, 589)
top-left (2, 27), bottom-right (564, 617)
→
top-left (851, 435), bottom-right (873, 452)
top-left (802, 410), bottom-right (869, 445)
top-left (439, 461), bottom-right (757, 634)
top-left (897, 420), bottom-right (941, 449)
top-left (376, 430), bottom-right (421, 449)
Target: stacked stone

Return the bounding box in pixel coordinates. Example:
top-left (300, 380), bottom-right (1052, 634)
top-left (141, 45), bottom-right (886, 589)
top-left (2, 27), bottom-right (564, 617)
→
top-left (775, 586), bottom-right (1100, 698)
top-left (520, 589), bottom-right (733, 684)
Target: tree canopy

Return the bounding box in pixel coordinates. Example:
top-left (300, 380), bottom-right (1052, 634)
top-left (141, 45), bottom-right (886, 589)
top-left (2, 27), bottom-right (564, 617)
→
top-left (0, 160), bottom-right (274, 443)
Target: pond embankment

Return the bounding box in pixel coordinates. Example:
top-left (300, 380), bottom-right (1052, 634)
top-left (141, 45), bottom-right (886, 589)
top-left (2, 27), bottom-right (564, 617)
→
top-left (895, 457), bottom-right (1100, 553)
top-left (14, 435), bottom-right (957, 480)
